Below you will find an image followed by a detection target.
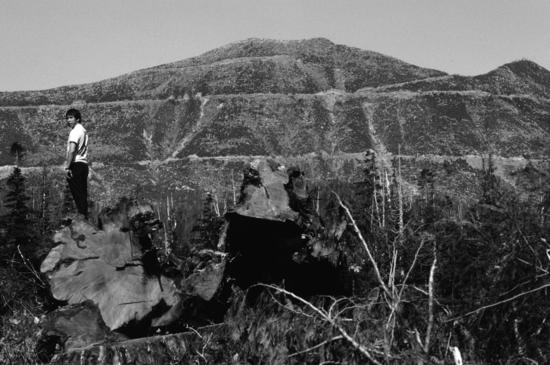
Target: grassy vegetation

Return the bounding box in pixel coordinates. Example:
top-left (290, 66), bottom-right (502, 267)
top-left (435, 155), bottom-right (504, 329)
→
top-left (1, 152), bottom-right (549, 364)
top-left (0, 267), bottom-right (45, 365)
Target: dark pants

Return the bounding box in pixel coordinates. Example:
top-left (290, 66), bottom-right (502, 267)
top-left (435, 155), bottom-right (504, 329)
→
top-left (67, 162), bottom-right (88, 218)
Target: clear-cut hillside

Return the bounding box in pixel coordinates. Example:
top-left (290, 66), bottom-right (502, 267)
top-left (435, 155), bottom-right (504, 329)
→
top-left (0, 89), bottom-right (548, 166)
top-left (0, 38), bottom-right (549, 205)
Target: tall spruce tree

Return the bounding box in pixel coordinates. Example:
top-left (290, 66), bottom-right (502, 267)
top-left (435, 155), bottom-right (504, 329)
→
top-left (10, 142), bottom-right (25, 166)
top-left (2, 166), bottom-right (34, 259)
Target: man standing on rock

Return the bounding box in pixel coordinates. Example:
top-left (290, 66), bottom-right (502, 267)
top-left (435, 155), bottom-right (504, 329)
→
top-left (64, 108), bottom-right (89, 219)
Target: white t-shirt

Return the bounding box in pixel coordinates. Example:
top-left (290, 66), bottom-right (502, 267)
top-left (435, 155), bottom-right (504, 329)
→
top-left (67, 123), bottom-right (88, 164)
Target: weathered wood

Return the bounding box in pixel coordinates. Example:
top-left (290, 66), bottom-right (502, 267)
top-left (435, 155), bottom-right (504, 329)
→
top-left (223, 159), bottom-right (351, 295)
top-left (42, 301), bottom-right (113, 348)
top-left (180, 250), bottom-right (226, 302)
top-left (152, 250), bottom-right (227, 327)
top-left (36, 301), bottom-right (127, 363)
top-left (234, 159), bottom-right (299, 222)
top-left (40, 201), bottom-right (179, 330)
top-left (49, 331), bottom-right (199, 365)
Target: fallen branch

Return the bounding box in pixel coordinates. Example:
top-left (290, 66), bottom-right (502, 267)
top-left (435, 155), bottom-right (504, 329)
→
top-left (259, 283), bottom-right (384, 365)
top-left (288, 335), bottom-right (344, 358)
top-left (333, 192), bottom-right (391, 298)
top-left (267, 289), bottom-right (314, 318)
top-left (397, 238), bottom-right (426, 301)
top-left (448, 282), bottom-right (550, 322)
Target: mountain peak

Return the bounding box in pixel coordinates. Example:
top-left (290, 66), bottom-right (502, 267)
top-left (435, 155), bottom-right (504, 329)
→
top-left (483, 59), bottom-right (550, 92)
top-left (197, 37), bottom-right (338, 61)
top-left (232, 37), bottom-right (334, 46)
top-left (491, 59), bottom-right (550, 80)
top-left (500, 59), bottom-right (547, 73)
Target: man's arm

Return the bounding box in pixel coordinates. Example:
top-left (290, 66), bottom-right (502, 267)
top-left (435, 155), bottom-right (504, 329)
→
top-left (64, 142), bottom-right (77, 174)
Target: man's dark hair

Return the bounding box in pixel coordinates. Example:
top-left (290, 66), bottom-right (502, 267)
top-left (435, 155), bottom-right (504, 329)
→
top-left (65, 108), bottom-right (81, 122)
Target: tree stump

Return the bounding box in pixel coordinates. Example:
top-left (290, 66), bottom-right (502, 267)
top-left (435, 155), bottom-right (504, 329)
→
top-left (223, 159), bottom-right (351, 295)
top-left (40, 200), bottom-right (179, 331)
top-left (37, 199), bottom-right (232, 361)
top-left (36, 301), bottom-right (125, 363)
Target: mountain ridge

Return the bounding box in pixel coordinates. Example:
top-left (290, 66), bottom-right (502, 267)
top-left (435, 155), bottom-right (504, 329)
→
top-left (2, 38), bottom-right (549, 106)
top-left (3, 39), bottom-right (549, 96)
top-left (0, 37), bottom-right (446, 104)
top-left (373, 58), bottom-right (550, 98)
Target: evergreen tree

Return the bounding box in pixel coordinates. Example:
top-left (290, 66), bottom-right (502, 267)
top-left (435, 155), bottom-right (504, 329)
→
top-left (10, 142), bottom-right (25, 166)
top-left (2, 166), bottom-right (35, 261)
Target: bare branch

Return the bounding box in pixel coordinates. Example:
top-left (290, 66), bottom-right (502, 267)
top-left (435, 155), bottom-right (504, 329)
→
top-left (397, 238), bottom-right (426, 301)
top-left (516, 257), bottom-right (548, 274)
top-left (333, 192), bottom-right (391, 298)
top-left (267, 289), bottom-right (314, 318)
top-left (396, 145), bottom-right (404, 244)
top-left (424, 244), bottom-right (437, 354)
top-left (328, 297), bottom-right (349, 319)
top-left (288, 335), bottom-right (344, 358)
top-left (448, 282), bottom-right (550, 322)
top-left (383, 238), bottom-right (427, 353)
top-left (408, 285), bottom-right (449, 315)
top-left (259, 284), bottom-right (384, 365)
top-left (17, 245), bottom-right (46, 287)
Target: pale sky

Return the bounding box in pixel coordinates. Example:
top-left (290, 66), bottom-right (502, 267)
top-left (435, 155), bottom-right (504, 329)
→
top-left (1, 0), bottom-right (549, 91)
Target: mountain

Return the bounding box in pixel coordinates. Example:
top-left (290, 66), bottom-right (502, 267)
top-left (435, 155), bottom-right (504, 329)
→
top-left (0, 38), bottom-right (444, 106)
top-left (0, 38), bottom-right (549, 206)
top-left (373, 59), bottom-right (550, 98)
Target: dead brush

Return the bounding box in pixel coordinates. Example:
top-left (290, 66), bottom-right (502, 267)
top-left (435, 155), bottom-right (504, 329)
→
top-left (0, 266), bottom-right (45, 365)
top-left (255, 151), bottom-right (455, 364)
